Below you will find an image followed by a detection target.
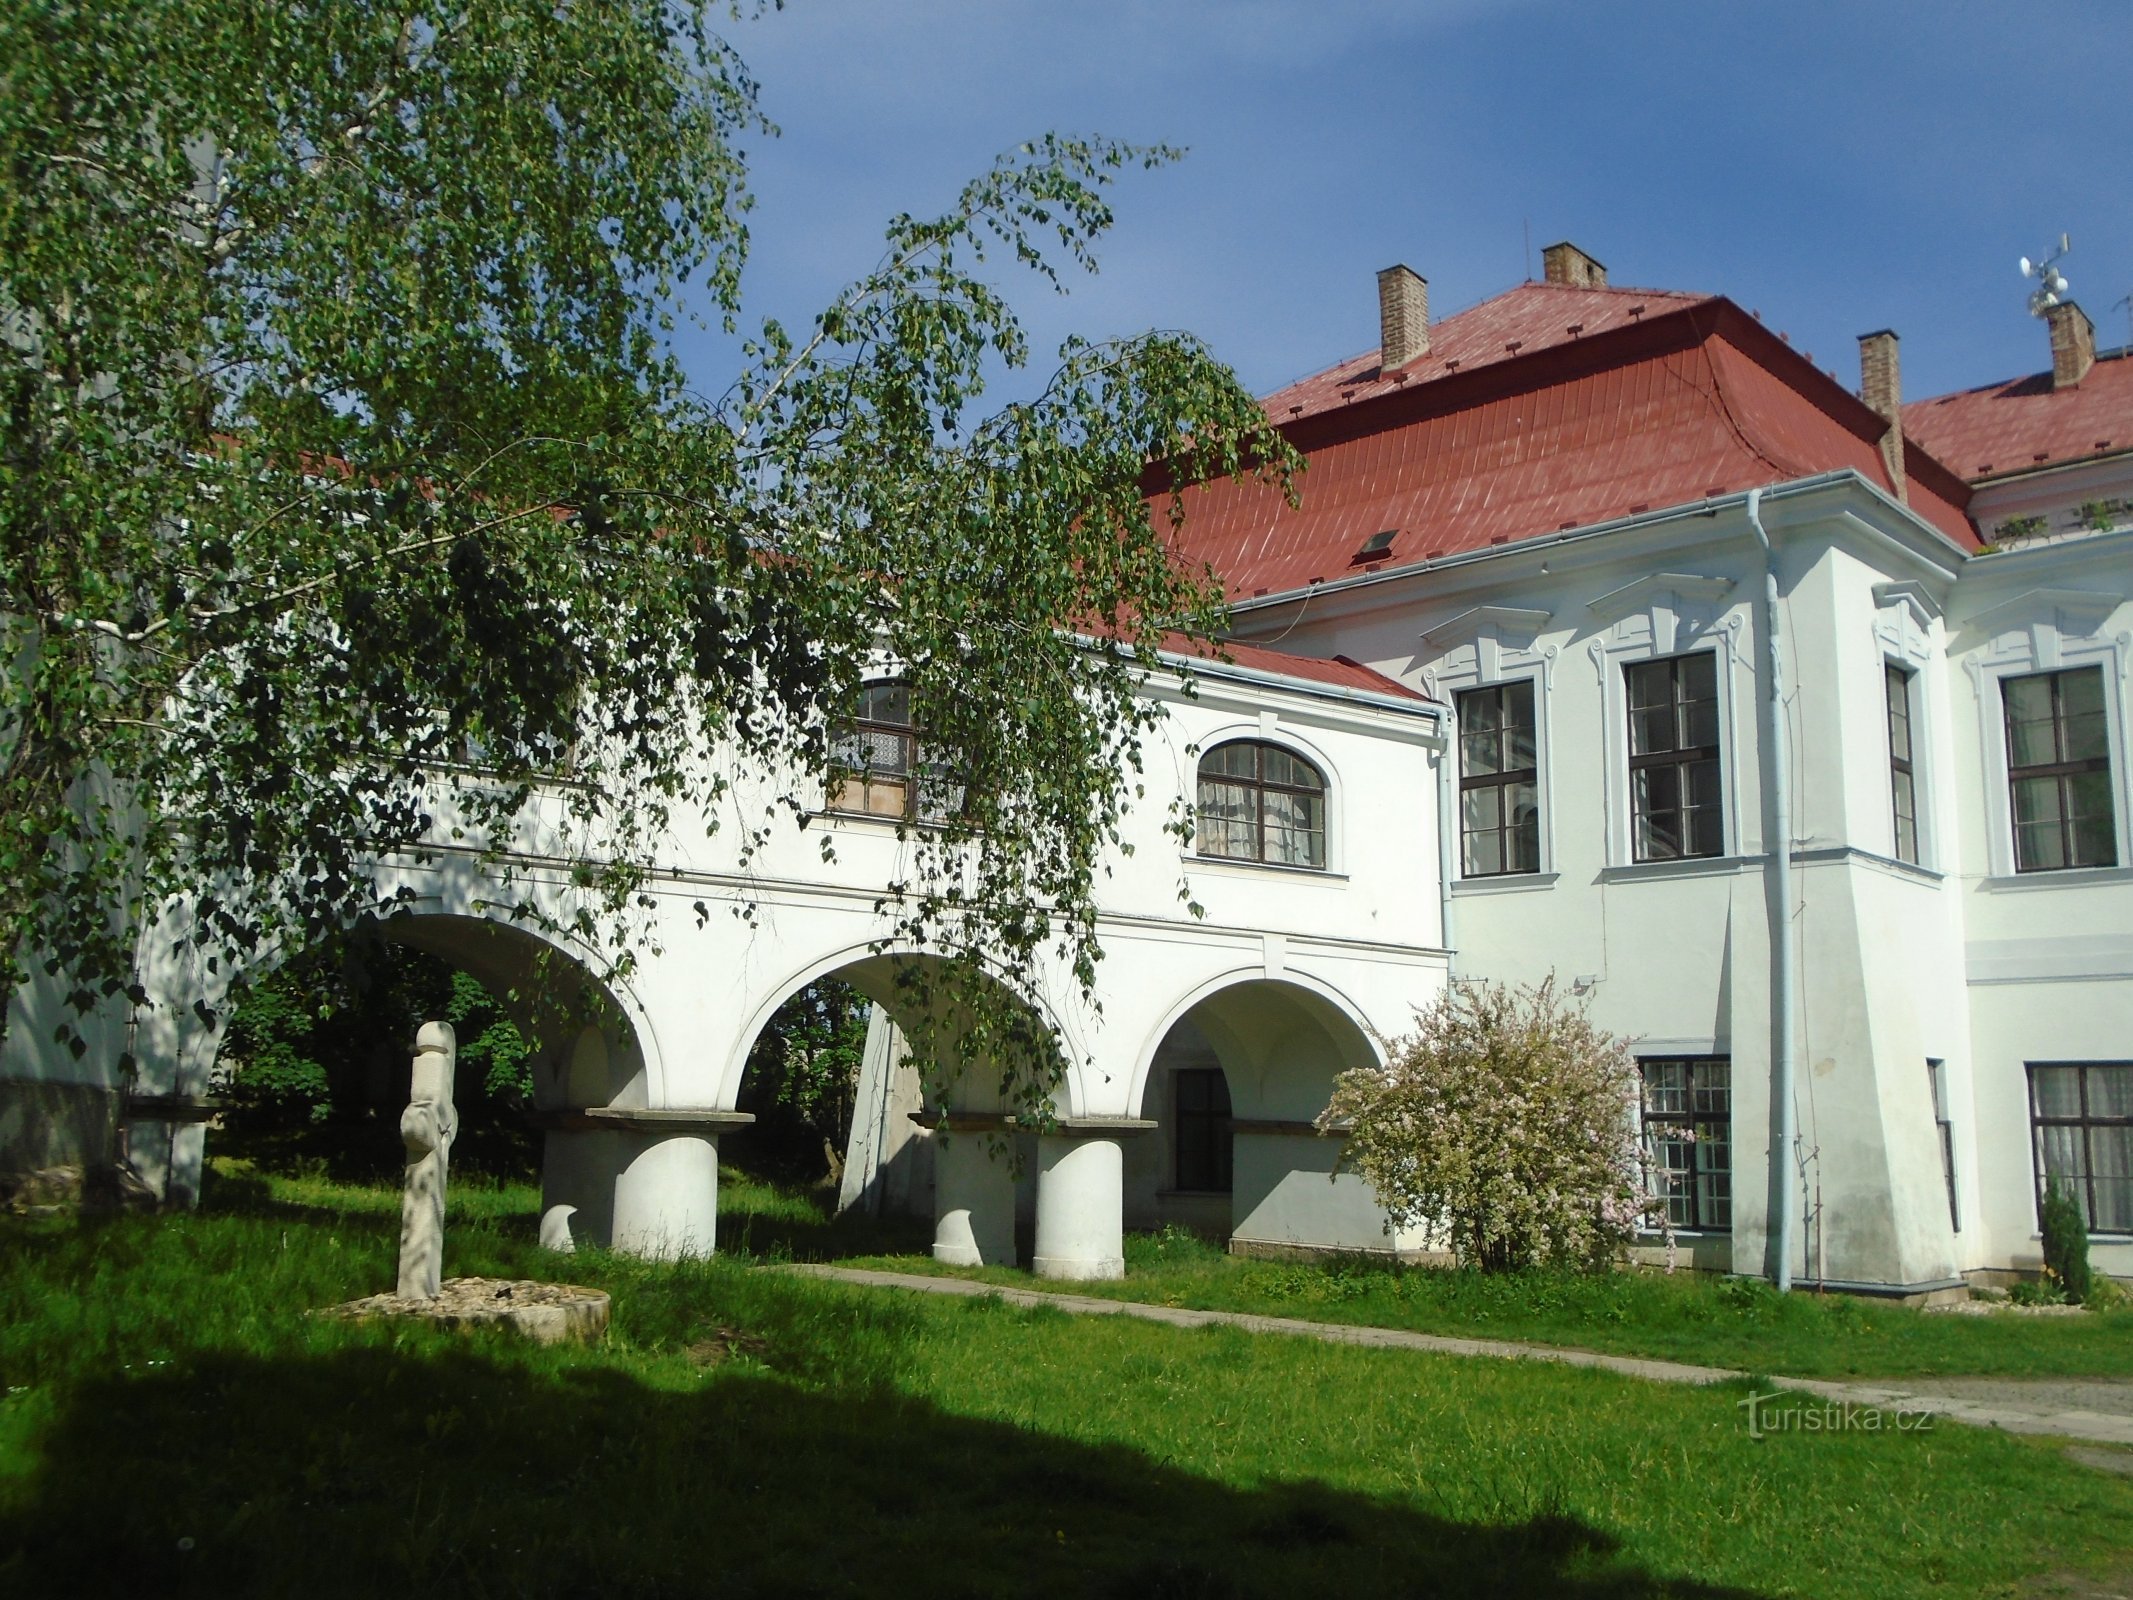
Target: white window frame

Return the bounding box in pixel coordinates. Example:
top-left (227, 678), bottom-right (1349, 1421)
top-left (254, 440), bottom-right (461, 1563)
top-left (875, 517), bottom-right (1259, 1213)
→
top-left (1420, 605), bottom-right (1557, 883)
top-left (1583, 574), bottom-right (1746, 869)
top-left (1959, 589), bottom-right (2131, 880)
top-left (1872, 581), bottom-right (1941, 870)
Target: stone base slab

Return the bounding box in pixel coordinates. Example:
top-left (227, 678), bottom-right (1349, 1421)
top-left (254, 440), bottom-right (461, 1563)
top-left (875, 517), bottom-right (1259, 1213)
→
top-left (319, 1276), bottom-right (610, 1345)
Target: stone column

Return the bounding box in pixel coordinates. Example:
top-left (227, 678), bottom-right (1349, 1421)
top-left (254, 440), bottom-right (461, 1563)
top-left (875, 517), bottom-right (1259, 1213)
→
top-left (929, 1114), bottom-right (1017, 1267)
top-left (397, 1022), bottom-right (457, 1300)
top-left (616, 1110), bottom-right (756, 1260)
top-left (1032, 1118), bottom-right (1155, 1281)
top-left (537, 1125), bottom-right (620, 1252)
top-left (611, 1131), bottom-right (720, 1259)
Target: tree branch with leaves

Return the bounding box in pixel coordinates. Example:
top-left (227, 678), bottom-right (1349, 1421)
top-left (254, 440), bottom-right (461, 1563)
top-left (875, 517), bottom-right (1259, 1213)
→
top-left (0, 2), bottom-right (1294, 1121)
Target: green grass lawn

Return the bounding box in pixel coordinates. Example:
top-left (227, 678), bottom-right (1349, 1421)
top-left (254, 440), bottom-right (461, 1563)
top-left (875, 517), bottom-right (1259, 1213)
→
top-left (1, 1166), bottom-right (2130, 1597)
top-left (840, 1225), bottom-right (2133, 1382)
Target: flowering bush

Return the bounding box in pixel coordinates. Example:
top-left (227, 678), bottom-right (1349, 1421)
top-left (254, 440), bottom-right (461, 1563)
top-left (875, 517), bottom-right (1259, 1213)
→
top-left (1320, 977), bottom-right (1659, 1272)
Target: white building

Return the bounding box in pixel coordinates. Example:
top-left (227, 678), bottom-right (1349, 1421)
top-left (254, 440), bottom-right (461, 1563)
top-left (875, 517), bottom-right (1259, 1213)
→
top-left (1159, 244), bottom-right (2132, 1292)
top-left (6, 241), bottom-right (2127, 1295)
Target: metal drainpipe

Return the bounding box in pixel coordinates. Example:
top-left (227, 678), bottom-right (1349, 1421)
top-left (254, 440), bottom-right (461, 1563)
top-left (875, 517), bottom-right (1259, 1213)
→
top-left (1745, 487), bottom-right (1797, 1292)
top-left (1436, 706), bottom-right (1458, 979)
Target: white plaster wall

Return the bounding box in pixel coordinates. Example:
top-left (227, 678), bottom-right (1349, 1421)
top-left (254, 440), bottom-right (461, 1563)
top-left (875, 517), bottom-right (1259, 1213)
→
top-left (1946, 535), bottom-right (2133, 1280)
top-left (1220, 478), bottom-right (2068, 1287)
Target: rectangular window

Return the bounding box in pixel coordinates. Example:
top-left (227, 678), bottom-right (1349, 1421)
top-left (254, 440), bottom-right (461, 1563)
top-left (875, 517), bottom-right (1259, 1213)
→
top-left (2029, 1063), bottom-right (2133, 1233)
top-left (1457, 681), bottom-right (1540, 877)
top-left (1641, 1056), bottom-right (1731, 1231)
top-left (1927, 1059), bottom-right (1959, 1232)
top-left (1173, 1068), bottom-right (1233, 1193)
top-left (1886, 664), bottom-right (1919, 864)
top-left (1626, 653), bottom-right (1723, 861)
top-left (2003, 666), bottom-right (2118, 872)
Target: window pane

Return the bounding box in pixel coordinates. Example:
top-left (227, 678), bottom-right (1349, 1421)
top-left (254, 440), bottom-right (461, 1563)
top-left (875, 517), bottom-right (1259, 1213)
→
top-left (1197, 779), bottom-right (1256, 859)
top-left (1262, 748), bottom-right (1323, 792)
top-left (1681, 699), bottom-right (1720, 752)
top-left (1633, 766), bottom-right (1681, 860)
top-left (2033, 1066), bottom-right (2083, 1119)
top-left (2064, 709), bottom-right (2111, 764)
top-left (2016, 822), bottom-right (2067, 873)
top-left (1504, 722), bottom-right (1537, 773)
top-left (1680, 652), bottom-right (1717, 702)
top-left (1461, 688), bottom-right (1502, 736)
top-left (2011, 775), bottom-right (2064, 827)
top-left (1264, 789), bottom-right (1324, 867)
top-left (2090, 1066), bottom-right (2133, 1119)
top-left (863, 725), bottom-right (912, 775)
top-left (1464, 827), bottom-right (1503, 878)
top-left (1893, 802), bottom-right (1917, 865)
top-left (858, 683), bottom-right (911, 726)
top-left (1626, 660), bottom-right (1673, 713)
top-left (1886, 666), bottom-right (1913, 764)
top-left (2091, 1127), bottom-right (2133, 1232)
top-left (2072, 813), bottom-right (2119, 870)
top-left (2038, 1122), bottom-right (2084, 1177)
top-left (1643, 1061), bottom-right (1689, 1115)
top-left (1461, 785), bottom-right (1501, 837)
top-left (2060, 666), bottom-right (2107, 722)
top-left (1463, 726), bottom-right (1503, 777)
top-left (1630, 707), bottom-right (1674, 758)
top-left (1203, 743), bottom-right (1257, 780)
top-left (1506, 782), bottom-right (1540, 872)
top-left (1502, 683), bottom-right (1537, 770)
top-left (1694, 1062), bottom-right (1731, 1114)
top-left (2003, 673), bottom-right (2055, 727)
top-left (2068, 771), bottom-right (2119, 869)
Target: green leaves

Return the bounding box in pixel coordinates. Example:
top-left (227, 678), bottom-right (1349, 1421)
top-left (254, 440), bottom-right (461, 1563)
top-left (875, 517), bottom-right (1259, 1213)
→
top-left (1, 5), bottom-right (1294, 1123)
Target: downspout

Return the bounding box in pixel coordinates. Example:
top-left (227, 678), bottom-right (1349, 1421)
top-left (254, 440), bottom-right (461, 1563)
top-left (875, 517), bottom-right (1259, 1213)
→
top-left (1745, 488), bottom-right (1797, 1292)
top-left (1435, 705), bottom-right (1458, 979)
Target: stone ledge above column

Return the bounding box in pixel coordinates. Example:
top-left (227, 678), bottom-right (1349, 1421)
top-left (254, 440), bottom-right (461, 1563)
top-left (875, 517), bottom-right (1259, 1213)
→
top-left (528, 1107), bottom-right (756, 1133)
top-left (908, 1111), bottom-right (1157, 1137)
top-left (1233, 1118), bottom-right (1350, 1139)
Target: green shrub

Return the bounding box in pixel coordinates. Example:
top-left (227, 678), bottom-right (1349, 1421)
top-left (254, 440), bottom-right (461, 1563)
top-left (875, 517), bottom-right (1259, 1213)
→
top-left (1323, 977), bottom-right (1654, 1272)
top-left (2040, 1180), bottom-right (2092, 1305)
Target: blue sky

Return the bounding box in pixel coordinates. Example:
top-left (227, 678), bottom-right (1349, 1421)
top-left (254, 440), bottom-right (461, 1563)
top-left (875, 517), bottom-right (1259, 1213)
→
top-left (676, 1), bottom-right (2133, 410)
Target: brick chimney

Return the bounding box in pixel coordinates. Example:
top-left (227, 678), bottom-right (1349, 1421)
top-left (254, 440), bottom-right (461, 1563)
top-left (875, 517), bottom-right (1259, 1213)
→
top-left (1377, 264), bottom-right (1429, 370)
top-left (2046, 301), bottom-right (2095, 389)
top-left (1857, 329), bottom-right (1906, 504)
top-left (1542, 241), bottom-right (1607, 289)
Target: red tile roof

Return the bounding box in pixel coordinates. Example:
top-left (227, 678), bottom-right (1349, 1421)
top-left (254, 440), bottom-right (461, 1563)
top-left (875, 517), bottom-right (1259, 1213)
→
top-left (1169, 283), bottom-right (1978, 602)
top-left (1903, 347), bottom-right (2133, 484)
top-left (1263, 281), bottom-right (1709, 424)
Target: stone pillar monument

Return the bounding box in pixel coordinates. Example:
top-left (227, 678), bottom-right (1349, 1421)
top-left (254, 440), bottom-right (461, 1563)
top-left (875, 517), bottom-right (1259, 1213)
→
top-left (397, 1022), bottom-right (457, 1301)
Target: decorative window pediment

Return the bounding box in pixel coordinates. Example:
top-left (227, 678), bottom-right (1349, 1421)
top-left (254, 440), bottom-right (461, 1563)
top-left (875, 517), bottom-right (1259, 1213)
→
top-left (1962, 587), bottom-right (2124, 658)
top-left (1872, 581), bottom-right (1941, 668)
top-left (1585, 573), bottom-right (1736, 654)
top-left (1419, 605), bottom-right (1553, 691)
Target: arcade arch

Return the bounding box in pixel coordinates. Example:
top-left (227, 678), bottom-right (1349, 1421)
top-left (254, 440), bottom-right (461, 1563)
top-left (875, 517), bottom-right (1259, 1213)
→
top-left (1127, 972), bottom-right (1391, 1255)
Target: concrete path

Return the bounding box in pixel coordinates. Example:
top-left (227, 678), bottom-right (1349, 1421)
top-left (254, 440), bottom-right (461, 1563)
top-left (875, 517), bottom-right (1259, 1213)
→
top-left (784, 1264), bottom-right (2133, 1448)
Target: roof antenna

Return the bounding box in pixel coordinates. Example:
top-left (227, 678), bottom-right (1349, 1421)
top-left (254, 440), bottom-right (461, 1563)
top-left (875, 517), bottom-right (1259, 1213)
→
top-left (1523, 218), bottom-right (1532, 282)
top-left (2019, 233), bottom-right (2072, 317)
top-left (2114, 291), bottom-right (2132, 349)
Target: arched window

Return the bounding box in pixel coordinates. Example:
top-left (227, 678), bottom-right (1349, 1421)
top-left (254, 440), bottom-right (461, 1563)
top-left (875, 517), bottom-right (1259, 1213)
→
top-left (1196, 740), bottom-right (1327, 868)
top-left (828, 682), bottom-right (963, 822)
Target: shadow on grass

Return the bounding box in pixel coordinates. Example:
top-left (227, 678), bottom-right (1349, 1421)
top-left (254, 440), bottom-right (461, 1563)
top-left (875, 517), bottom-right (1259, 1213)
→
top-left (714, 1186), bottom-right (934, 1265)
top-left (0, 1340), bottom-right (1769, 1600)
top-left (200, 1161), bottom-right (931, 1263)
